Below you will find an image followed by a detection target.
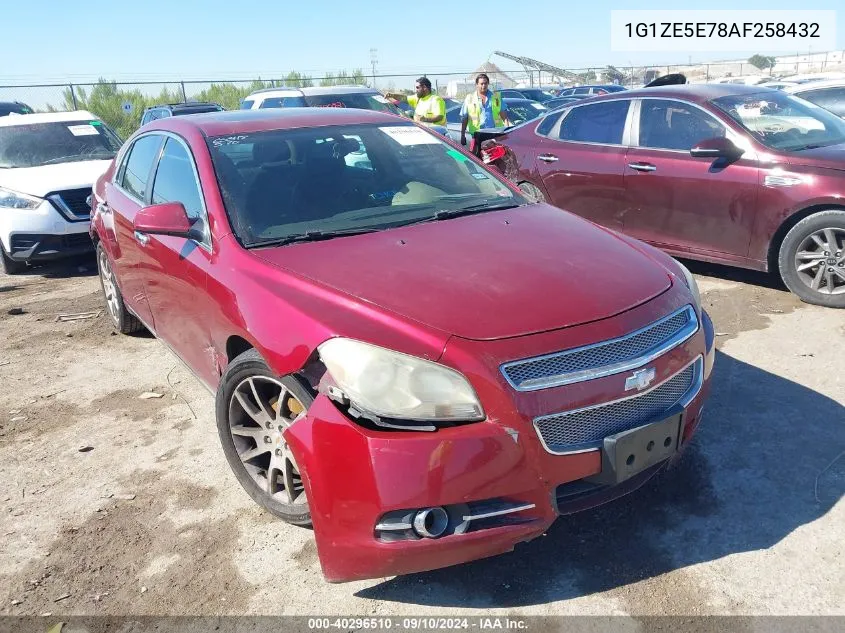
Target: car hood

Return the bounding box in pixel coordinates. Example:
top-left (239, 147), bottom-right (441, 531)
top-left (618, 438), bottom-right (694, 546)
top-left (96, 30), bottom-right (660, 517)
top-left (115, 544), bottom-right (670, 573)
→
top-left (0, 160), bottom-right (112, 197)
top-left (785, 142), bottom-right (845, 171)
top-left (252, 204), bottom-right (672, 341)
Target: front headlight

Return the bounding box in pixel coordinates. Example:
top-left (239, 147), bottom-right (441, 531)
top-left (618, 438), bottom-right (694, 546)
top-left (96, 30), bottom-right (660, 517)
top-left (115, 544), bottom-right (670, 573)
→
top-left (318, 338), bottom-right (484, 424)
top-left (0, 186), bottom-right (42, 210)
top-left (676, 261), bottom-right (702, 311)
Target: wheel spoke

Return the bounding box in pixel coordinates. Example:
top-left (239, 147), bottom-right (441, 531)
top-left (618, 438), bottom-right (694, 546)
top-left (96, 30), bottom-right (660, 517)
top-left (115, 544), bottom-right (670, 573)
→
top-left (797, 261), bottom-right (820, 272)
top-left (832, 267), bottom-right (845, 282)
top-left (282, 455), bottom-right (297, 504)
top-left (825, 270), bottom-right (835, 293)
top-left (796, 251), bottom-right (826, 262)
top-left (234, 390), bottom-right (268, 425)
top-left (811, 265), bottom-right (826, 289)
top-left (230, 424), bottom-right (264, 438)
top-left (239, 445), bottom-right (269, 464)
top-left (823, 229), bottom-right (839, 253)
top-left (248, 378), bottom-right (275, 422)
top-left (811, 234), bottom-right (827, 249)
top-left (266, 457), bottom-right (280, 495)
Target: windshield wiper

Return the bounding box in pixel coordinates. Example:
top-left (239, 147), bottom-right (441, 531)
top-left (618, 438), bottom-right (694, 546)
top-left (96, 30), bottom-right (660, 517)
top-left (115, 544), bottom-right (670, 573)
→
top-left (251, 227), bottom-right (380, 248)
top-left (405, 201), bottom-right (524, 226)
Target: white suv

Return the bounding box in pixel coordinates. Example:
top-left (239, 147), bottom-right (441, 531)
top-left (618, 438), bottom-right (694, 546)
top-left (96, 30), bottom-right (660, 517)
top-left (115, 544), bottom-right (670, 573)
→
top-left (239, 85), bottom-right (405, 116)
top-left (0, 111), bottom-right (122, 273)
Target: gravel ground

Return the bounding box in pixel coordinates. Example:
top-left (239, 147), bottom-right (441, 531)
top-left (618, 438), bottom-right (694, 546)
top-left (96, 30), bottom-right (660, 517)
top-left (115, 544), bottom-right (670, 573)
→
top-left (0, 255), bottom-right (842, 619)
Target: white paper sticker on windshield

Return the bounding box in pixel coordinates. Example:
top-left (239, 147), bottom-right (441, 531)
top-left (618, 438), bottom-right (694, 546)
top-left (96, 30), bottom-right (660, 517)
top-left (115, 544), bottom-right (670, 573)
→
top-left (67, 124), bottom-right (99, 136)
top-left (531, 103), bottom-right (546, 110)
top-left (379, 126), bottom-right (440, 146)
top-left (372, 95), bottom-right (389, 103)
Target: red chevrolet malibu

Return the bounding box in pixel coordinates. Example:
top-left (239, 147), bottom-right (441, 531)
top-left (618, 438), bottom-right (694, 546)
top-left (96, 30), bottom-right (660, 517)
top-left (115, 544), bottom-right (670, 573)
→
top-left (90, 108), bottom-right (715, 582)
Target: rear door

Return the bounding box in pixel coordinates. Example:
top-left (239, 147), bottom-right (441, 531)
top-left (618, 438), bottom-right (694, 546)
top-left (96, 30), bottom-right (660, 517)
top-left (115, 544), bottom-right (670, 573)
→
top-left (622, 98), bottom-right (759, 258)
top-left (533, 99), bottom-right (632, 229)
top-left (136, 135), bottom-right (218, 386)
top-left (104, 133), bottom-right (164, 327)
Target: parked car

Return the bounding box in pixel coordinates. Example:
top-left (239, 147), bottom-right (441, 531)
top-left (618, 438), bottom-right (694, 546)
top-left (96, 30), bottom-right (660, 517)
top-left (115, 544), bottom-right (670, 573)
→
top-left (0, 101), bottom-right (34, 117)
top-left (556, 84), bottom-right (627, 97)
top-left (240, 85), bottom-right (405, 117)
top-left (0, 111), bottom-right (122, 273)
top-left (545, 95), bottom-right (589, 110)
top-left (756, 81), bottom-right (799, 91)
top-left (140, 102), bottom-right (224, 126)
top-left (499, 88), bottom-right (555, 102)
top-left (443, 97), bottom-right (548, 142)
top-left (90, 107), bottom-right (714, 582)
top-left (785, 80), bottom-right (845, 119)
top-left (475, 84), bottom-right (845, 307)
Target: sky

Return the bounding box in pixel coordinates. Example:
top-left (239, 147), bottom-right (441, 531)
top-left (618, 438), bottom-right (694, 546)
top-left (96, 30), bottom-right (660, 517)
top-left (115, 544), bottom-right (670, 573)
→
top-left (2, 0), bottom-right (843, 85)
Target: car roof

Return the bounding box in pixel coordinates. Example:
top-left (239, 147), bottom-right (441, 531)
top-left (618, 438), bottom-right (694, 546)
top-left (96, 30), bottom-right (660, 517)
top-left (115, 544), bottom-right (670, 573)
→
top-left (0, 109), bottom-right (100, 127)
top-left (246, 87), bottom-right (304, 97)
top-left (146, 102), bottom-right (222, 110)
top-left (153, 107), bottom-right (407, 136)
top-left (503, 97), bottom-right (546, 106)
top-left (785, 79), bottom-right (845, 93)
top-left (247, 85), bottom-right (379, 99)
top-left (575, 83), bottom-right (775, 104)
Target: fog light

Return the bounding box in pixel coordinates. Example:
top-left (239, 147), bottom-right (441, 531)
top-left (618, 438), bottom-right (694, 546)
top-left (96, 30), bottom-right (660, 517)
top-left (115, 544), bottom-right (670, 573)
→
top-left (412, 507), bottom-right (449, 538)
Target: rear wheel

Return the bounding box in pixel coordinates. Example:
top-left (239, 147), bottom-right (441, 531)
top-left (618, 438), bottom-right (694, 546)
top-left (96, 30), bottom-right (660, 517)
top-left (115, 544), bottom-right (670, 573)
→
top-left (96, 243), bottom-right (144, 333)
top-left (0, 244), bottom-right (27, 275)
top-left (778, 210), bottom-right (845, 308)
top-left (215, 349), bottom-right (313, 526)
top-left (518, 182), bottom-right (547, 204)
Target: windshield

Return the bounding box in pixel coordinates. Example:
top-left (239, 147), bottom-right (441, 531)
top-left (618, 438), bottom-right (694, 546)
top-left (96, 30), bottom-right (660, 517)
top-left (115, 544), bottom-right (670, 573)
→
top-left (0, 103), bottom-right (33, 116)
top-left (303, 93), bottom-right (404, 116)
top-left (507, 101), bottom-right (548, 125)
top-left (172, 105), bottom-right (223, 116)
top-left (712, 91), bottom-right (845, 151)
top-left (0, 120), bottom-right (122, 168)
top-left (207, 123), bottom-right (524, 247)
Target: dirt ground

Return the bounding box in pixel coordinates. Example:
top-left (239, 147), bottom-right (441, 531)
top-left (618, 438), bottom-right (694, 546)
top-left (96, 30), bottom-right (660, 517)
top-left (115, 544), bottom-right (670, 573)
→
top-left (0, 254), bottom-right (842, 618)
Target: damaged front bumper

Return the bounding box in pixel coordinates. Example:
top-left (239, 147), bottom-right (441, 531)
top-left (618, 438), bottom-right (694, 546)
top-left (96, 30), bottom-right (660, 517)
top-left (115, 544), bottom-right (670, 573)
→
top-left (285, 308), bottom-right (715, 583)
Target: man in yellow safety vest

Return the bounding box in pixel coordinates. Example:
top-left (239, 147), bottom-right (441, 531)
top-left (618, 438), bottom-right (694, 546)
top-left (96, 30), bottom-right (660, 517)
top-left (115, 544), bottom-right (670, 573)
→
top-left (407, 76), bottom-right (446, 127)
top-left (460, 73), bottom-right (511, 147)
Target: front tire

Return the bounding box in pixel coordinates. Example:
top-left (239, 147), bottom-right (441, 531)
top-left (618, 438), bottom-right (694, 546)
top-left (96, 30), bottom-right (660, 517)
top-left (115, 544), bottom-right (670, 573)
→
top-left (215, 349), bottom-right (314, 526)
top-left (778, 210), bottom-right (845, 308)
top-left (518, 181), bottom-right (547, 204)
top-left (96, 243), bottom-right (144, 333)
top-left (0, 244), bottom-right (27, 275)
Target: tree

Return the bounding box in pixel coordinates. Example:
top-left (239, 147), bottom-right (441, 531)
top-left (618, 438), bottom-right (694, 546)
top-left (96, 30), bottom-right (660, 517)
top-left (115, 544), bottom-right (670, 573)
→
top-left (575, 70), bottom-right (597, 84)
top-left (748, 54), bottom-right (777, 74)
top-left (604, 65), bottom-right (626, 85)
top-left (284, 71), bottom-right (313, 88)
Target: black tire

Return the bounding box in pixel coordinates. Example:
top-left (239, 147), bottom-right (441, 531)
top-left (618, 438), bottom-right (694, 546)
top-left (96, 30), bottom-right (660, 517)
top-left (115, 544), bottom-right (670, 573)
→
top-left (215, 349), bottom-right (314, 526)
top-left (518, 181), bottom-right (547, 204)
top-left (0, 244), bottom-right (27, 275)
top-left (778, 210), bottom-right (845, 309)
top-left (96, 243), bottom-right (144, 334)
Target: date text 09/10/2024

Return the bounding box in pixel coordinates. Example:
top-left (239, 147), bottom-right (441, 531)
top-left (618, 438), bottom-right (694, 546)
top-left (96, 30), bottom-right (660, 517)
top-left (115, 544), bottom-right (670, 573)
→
top-left (307, 618), bottom-right (529, 630)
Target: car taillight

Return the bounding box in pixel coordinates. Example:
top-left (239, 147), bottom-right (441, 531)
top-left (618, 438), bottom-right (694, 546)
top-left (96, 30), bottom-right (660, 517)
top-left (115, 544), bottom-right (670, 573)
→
top-left (481, 143), bottom-right (507, 164)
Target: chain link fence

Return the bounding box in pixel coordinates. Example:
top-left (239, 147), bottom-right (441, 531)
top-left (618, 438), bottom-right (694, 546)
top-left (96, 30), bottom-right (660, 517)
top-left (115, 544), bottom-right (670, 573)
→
top-left (2, 53), bottom-right (843, 138)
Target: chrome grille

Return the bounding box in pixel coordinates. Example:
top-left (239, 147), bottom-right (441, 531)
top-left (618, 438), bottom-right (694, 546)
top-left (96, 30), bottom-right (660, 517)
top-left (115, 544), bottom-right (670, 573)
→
top-left (534, 359), bottom-right (700, 454)
top-left (501, 305), bottom-right (697, 391)
top-left (48, 188), bottom-right (92, 222)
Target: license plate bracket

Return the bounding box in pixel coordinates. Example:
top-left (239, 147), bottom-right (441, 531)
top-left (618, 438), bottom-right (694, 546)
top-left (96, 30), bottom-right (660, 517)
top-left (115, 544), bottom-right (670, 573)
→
top-left (587, 414), bottom-right (682, 486)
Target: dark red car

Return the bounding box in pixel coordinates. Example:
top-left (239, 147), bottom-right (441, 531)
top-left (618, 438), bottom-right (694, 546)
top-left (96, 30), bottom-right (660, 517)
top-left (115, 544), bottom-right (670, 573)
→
top-left (90, 108), bottom-right (714, 582)
top-left (478, 84), bottom-right (845, 308)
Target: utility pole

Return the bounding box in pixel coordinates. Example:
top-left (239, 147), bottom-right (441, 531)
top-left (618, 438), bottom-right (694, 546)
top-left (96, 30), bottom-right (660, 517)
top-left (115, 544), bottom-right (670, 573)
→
top-left (370, 48), bottom-right (378, 89)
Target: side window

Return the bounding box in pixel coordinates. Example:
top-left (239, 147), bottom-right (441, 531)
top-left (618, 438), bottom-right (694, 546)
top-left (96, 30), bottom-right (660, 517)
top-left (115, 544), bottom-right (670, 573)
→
top-left (240, 99), bottom-right (255, 110)
top-left (638, 100), bottom-right (725, 151)
top-left (120, 135), bottom-right (163, 201)
top-left (150, 138), bottom-right (205, 223)
top-left (799, 87), bottom-right (845, 118)
top-left (574, 87), bottom-right (590, 95)
top-left (558, 100), bottom-right (630, 144)
top-left (536, 111), bottom-right (564, 136)
top-left (259, 96), bottom-right (307, 108)
top-left (445, 107), bottom-right (462, 124)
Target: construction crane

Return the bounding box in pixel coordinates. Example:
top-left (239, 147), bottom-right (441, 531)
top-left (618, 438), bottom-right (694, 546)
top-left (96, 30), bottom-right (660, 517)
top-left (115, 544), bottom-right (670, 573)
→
top-left (492, 51), bottom-right (577, 86)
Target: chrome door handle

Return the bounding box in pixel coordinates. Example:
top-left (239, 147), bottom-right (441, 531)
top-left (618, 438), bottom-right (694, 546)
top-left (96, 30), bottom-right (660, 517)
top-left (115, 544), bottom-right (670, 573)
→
top-left (538, 154), bottom-right (559, 163)
top-left (628, 162), bottom-right (657, 172)
top-left (133, 230), bottom-right (150, 246)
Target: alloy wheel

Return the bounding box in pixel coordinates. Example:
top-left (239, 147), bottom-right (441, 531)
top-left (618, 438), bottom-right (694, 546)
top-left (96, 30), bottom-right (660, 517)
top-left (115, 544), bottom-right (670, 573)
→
top-left (793, 227), bottom-right (845, 296)
top-left (98, 249), bottom-right (121, 325)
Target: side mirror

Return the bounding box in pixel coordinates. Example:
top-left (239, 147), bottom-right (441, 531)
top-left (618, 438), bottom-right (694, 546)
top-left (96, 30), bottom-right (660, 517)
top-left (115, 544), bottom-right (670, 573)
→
top-left (133, 202), bottom-right (194, 238)
top-left (690, 137), bottom-right (744, 161)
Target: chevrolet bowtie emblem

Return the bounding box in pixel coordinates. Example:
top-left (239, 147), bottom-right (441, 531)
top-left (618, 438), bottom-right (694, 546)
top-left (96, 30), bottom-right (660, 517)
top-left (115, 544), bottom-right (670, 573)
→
top-left (625, 367), bottom-right (656, 392)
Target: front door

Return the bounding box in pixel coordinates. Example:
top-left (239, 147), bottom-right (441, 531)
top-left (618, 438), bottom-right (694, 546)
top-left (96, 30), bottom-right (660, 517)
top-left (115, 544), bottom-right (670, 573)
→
top-left (534, 99), bottom-right (632, 230)
top-left (622, 98), bottom-right (759, 258)
top-left (135, 135), bottom-right (218, 387)
top-left (106, 134), bottom-right (164, 327)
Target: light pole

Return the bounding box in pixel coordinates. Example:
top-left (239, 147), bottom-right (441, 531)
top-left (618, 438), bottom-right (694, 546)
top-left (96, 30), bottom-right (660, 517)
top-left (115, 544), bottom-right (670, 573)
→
top-left (370, 48), bottom-right (378, 89)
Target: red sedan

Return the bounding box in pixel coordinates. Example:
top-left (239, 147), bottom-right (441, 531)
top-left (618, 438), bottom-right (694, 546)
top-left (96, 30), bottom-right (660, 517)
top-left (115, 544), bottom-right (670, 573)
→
top-left (90, 108), bottom-right (714, 582)
top-left (477, 84), bottom-right (845, 308)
